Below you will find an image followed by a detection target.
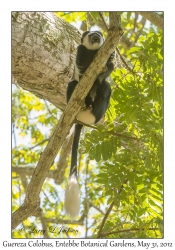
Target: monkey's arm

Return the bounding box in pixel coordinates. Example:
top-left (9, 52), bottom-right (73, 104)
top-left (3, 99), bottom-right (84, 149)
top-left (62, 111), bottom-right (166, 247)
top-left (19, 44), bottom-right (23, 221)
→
top-left (66, 80), bottom-right (78, 103)
top-left (106, 51), bottom-right (115, 75)
top-left (97, 51), bottom-right (115, 82)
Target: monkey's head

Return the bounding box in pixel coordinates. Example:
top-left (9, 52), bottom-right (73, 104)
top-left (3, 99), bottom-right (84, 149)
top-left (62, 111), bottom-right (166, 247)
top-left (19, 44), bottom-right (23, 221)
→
top-left (81, 31), bottom-right (104, 50)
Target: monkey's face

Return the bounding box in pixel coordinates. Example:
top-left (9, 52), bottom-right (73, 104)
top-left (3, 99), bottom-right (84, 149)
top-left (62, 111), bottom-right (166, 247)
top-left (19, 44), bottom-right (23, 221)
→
top-left (81, 31), bottom-right (104, 50)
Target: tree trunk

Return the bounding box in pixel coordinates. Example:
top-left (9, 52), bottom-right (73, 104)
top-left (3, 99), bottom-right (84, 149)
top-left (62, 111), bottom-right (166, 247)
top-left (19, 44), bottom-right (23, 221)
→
top-left (12, 12), bottom-right (123, 230)
top-left (12, 12), bottom-right (81, 110)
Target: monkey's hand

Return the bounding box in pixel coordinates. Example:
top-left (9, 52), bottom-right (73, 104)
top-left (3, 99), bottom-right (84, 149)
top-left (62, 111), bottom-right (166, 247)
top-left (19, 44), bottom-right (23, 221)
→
top-left (107, 51), bottom-right (116, 65)
top-left (105, 51), bottom-right (116, 77)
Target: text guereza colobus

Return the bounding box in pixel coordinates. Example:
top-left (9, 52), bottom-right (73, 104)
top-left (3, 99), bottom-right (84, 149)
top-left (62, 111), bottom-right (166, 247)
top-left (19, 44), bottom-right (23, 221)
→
top-left (65, 31), bottom-right (115, 218)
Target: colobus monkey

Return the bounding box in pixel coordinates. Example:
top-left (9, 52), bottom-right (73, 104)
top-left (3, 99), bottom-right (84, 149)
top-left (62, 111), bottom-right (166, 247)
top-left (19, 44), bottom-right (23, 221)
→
top-left (65, 31), bottom-right (115, 218)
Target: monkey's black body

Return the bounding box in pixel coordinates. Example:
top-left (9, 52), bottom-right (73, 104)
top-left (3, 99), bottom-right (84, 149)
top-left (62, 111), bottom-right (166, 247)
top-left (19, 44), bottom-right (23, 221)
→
top-left (65, 31), bottom-right (115, 217)
top-left (67, 44), bottom-right (114, 123)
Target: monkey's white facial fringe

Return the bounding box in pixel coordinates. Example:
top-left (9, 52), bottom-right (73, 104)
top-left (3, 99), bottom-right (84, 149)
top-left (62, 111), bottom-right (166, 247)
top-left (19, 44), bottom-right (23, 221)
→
top-left (64, 174), bottom-right (80, 218)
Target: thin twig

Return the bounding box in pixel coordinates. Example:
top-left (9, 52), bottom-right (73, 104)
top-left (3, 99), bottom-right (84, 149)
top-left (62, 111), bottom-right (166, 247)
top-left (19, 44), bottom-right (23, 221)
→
top-left (44, 218), bottom-right (84, 226)
top-left (87, 200), bottom-right (105, 215)
top-left (110, 131), bottom-right (139, 141)
top-left (97, 201), bottom-right (114, 238)
top-left (12, 123), bottom-right (17, 148)
top-left (103, 221), bottom-right (133, 235)
top-left (101, 227), bottom-right (159, 237)
top-left (116, 47), bottom-right (133, 72)
top-left (133, 13), bottom-right (138, 33)
top-left (99, 12), bottom-right (109, 31)
top-left (99, 12), bottom-right (133, 74)
top-left (97, 178), bottom-right (128, 238)
top-left (118, 178), bottom-right (128, 194)
top-left (39, 212), bottom-right (49, 238)
top-left (85, 158), bottom-right (89, 238)
top-left (44, 100), bottom-right (58, 120)
top-left (30, 138), bottom-right (49, 150)
top-left (76, 119), bottom-right (139, 141)
top-left (134, 17), bottom-right (146, 43)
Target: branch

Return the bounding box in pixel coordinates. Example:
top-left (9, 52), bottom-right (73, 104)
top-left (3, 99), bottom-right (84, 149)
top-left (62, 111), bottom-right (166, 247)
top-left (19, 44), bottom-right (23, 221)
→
top-left (97, 201), bottom-right (114, 238)
top-left (98, 12), bottom-right (109, 31)
top-left (109, 12), bottom-right (122, 30)
top-left (98, 12), bottom-right (132, 72)
top-left (12, 16), bottom-right (123, 230)
top-left (12, 166), bottom-right (56, 180)
top-left (100, 227), bottom-right (159, 237)
top-left (12, 12), bottom-right (81, 110)
top-left (76, 119), bottom-right (139, 141)
top-left (87, 199), bottom-right (105, 215)
top-left (29, 139), bottom-right (49, 150)
top-left (85, 159), bottom-right (89, 238)
top-left (39, 212), bottom-right (49, 238)
top-left (45, 218), bottom-right (84, 226)
top-left (13, 132), bottom-right (73, 185)
top-left (44, 100), bottom-right (58, 120)
top-left (54, 132), bottom-right (74, 184)
top-left (12, 203), bottom-right (42, 231)
top-left (12, 123), bottom-right (17, 148)
top-left (137, 12), bottom-right (163, 30)
top-left (115, 47), bottom-right (133, 72)
top-left (89, 12), bottom-right (132, 49)
top-left (45, 201), bottom-right (91, 226)
top-left (134, 17), bottom-right (146, 43)
top-left (97, 178), bottom-right (128, 238)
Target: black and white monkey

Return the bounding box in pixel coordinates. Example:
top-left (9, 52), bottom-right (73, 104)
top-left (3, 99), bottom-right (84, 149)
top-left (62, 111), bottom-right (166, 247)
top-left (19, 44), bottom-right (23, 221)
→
top-left (65, 31), bottom-right (115, 217)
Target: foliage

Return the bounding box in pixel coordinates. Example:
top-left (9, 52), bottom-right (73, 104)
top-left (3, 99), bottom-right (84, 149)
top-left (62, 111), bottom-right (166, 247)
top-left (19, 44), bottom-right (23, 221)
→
top-left (12, 12), bottom-right (163, 239)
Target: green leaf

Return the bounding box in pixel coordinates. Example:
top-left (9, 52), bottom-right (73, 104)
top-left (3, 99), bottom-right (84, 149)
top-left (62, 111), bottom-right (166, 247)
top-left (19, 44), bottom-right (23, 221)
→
top-left (126, 95), bottom-right (139, 106)
top-left (128, 106), bottom-right (138, 120)
top-left (149, 199), bottom-right (162, 213)
top-left (89, 146), bottom-right (96, 160)
top-left (149, 207), bottom-right (163, 220)
top-left (114, 196), bottom-right (120, 207)
top-left (127, 12), bottom-right (132, 20)
top-left (149, 194), bottom-right (163, 205)
top-left (101, 141), bottom-right (109, 161)
top-left (95, 143), bottom-right (101, 162)
top-left (126, 46), bottom-right (142, 55)
top-left (96, 124), bottom-right (106, 133)
top-left (89, 12), bottom-right (99, 22)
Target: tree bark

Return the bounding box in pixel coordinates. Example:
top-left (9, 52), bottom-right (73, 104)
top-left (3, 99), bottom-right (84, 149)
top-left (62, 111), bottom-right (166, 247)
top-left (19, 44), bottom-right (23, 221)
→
top-left (12, 12), bottom-right (81, 110)
top-left (137, 12), bottom-right (163, 30)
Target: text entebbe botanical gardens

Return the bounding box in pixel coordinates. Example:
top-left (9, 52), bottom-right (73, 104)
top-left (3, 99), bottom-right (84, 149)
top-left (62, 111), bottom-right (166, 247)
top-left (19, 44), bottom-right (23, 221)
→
top-left (3, 239), bottom-right (155, 248)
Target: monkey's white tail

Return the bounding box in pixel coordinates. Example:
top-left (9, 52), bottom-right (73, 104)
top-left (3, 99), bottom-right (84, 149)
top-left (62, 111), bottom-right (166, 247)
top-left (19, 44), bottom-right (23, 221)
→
top-left (64, 174), bottom-right (80, 218)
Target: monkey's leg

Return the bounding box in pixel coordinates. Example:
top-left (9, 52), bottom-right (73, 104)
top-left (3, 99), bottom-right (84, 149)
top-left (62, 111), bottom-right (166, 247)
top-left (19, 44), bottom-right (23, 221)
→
top-left (92, 81), bottom-right (111, 123)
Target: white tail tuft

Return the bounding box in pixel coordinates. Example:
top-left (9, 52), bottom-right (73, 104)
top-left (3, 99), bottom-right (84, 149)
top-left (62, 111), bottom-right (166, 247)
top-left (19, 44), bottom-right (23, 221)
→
top-left (64, 174), bottom-right (80, 218)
